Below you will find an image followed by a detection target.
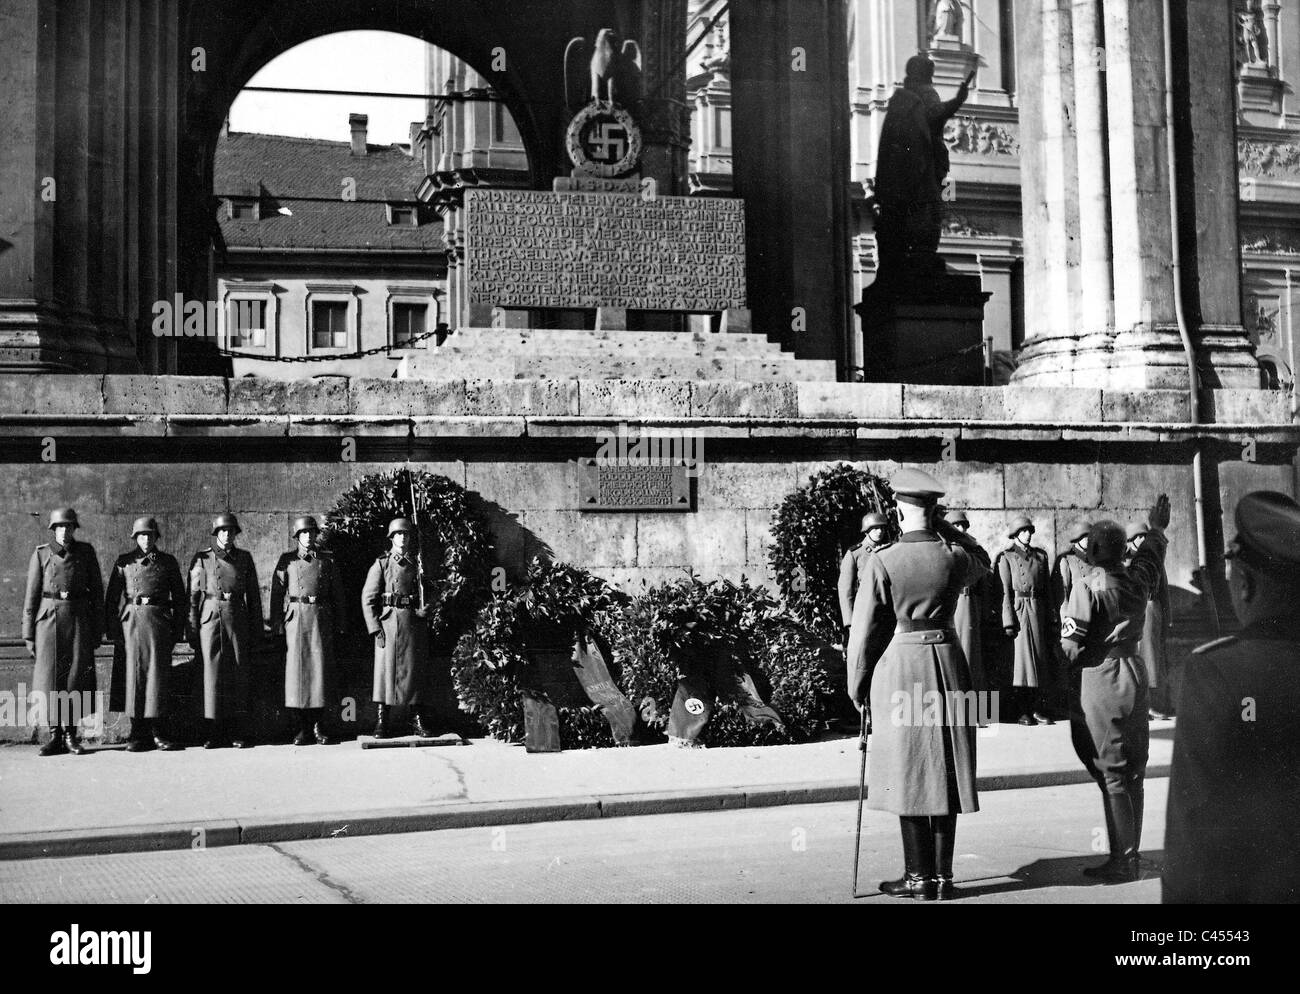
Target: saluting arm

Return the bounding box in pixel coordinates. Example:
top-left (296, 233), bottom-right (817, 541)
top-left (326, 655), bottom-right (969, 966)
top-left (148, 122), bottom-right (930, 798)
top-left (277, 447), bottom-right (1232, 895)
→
top-left (1128, 495), bottom-right (1172, 604)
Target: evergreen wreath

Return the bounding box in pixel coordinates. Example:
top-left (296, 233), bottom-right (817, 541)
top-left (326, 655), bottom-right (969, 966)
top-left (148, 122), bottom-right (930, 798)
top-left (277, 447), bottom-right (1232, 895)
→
top-left (767, 463), bottom-right (895, 642)
top-left (452, 559), bottom-right (630, 748)
top-left (322, 468), bottom-right (495, 649)
top-left (613, 575), bottom-right (834, 747)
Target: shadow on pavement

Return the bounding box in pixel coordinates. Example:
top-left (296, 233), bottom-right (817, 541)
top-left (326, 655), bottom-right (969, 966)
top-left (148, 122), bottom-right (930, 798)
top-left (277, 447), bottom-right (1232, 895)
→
top-left (952, 850), bottom-right (1167, 900)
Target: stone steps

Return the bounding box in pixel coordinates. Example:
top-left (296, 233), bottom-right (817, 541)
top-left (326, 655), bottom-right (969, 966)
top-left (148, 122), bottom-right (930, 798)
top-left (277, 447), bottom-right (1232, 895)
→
top-left (442, 327), bottom-right (784, 357)
top-left (399, 352), bottom-right (838, 381)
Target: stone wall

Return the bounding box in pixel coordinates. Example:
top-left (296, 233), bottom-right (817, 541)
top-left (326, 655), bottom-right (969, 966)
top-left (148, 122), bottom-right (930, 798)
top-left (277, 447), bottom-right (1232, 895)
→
top-left (0, 374), bottom-right (1295, 740)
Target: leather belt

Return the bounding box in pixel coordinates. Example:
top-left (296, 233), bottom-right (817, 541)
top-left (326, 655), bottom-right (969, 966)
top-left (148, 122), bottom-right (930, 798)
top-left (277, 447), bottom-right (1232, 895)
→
top-left (205, 591), bottom-right (236, 601)
top-left (130, 595), bottom-right (170, 605)
top-left (382, 594), bottom-right (416, 607)
top-left (289, 595), bottom-right (320, 604)
top-left (894, 618), bottom-right (953, 634)
top-left (42, 591), bottom-right (87, 601)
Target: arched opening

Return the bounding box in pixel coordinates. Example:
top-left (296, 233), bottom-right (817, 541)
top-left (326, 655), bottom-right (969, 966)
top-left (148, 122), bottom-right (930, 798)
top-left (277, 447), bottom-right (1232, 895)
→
top-left (197, 30), bottom-right (531, 378)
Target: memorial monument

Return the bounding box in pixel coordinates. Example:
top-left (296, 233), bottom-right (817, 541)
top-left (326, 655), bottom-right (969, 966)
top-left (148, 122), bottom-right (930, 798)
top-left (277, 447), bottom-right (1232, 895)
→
top-left (856, 53), bottom-right (989, 385)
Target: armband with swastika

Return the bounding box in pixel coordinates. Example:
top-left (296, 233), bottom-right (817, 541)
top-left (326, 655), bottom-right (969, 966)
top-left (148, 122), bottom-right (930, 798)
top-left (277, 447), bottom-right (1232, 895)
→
top-left (1061, 617), bottom-right (1087, 640)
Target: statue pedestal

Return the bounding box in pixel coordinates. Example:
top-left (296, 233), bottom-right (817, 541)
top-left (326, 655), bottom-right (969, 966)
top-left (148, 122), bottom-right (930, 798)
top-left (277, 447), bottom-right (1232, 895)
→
top-left (1237, 65), bottom-right (1284, 125)
top-left (928, 40), bottom-right (979, 91)
top-left (855, 268), bottom-right (990, 385)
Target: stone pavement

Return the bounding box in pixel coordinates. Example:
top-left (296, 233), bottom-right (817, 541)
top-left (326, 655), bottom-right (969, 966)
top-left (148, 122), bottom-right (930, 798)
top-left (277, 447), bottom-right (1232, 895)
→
top-left (0, 718), bottom-right (1177, 861)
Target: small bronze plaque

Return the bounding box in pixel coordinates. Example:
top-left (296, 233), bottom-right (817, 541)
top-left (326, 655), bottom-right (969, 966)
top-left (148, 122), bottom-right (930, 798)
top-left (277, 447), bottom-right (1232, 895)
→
top-left (577, 459), bottom-right (691, 512)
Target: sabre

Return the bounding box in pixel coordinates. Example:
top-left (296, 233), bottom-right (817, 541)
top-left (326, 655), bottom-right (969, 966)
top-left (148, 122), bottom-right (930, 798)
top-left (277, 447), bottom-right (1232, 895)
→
top-left (851, 706), bottom-right (869, 899)
top-left (406, 465), bottom-right (428, 614)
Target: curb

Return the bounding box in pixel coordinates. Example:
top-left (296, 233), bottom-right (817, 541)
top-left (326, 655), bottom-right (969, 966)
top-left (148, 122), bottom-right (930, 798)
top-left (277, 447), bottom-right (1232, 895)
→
top-left (0, 765), bottom-right (1171, 862)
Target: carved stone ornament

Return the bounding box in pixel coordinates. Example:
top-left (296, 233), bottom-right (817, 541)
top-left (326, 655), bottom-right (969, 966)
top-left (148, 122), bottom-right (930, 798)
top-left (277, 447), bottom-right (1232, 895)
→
top-left (565, 102), bottom-right (644, 178)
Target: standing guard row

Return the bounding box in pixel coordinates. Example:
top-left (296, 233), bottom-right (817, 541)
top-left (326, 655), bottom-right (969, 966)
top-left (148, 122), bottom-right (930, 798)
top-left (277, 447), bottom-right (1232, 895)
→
top-left (22, 509), bottom-right (439, 755)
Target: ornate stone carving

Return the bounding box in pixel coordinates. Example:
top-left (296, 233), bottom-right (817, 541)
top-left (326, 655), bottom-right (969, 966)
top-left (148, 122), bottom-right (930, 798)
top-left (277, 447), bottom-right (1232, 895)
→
top-left (941, 213), bottom-right (999, 238)
top-left (1238, 138), bottom-right (1300, 177)
top-left (1242, 232), bottom-right (1300, 255)
top-left (930, 0), bottom-right (964, 44)
top-left (1235, 1), bottom-right (1271, 73)
top-left (944, 115), bottom-right (1019, 156)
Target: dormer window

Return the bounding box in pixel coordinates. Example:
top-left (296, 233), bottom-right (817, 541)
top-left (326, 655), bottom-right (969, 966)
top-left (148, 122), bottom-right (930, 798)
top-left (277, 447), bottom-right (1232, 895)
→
top-left (228, 198), bottom-right (259, 221)
top-left (387, 204), bottom-right (417, 227)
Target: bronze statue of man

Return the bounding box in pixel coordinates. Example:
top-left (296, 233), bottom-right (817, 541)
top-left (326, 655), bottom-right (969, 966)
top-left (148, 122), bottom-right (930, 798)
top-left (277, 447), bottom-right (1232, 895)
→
top-left (872, 55), bottom-right (972, 279)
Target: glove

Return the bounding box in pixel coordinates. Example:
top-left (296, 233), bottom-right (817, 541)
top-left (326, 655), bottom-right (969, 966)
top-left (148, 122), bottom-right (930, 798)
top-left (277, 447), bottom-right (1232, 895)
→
top-left (414, 606), bottom-right (428, 620)
top-left (24, 639), bottom-right (35, 658)
top-left (1004, 626), bottom-right (1018, 638)
top-left (374, 629), bottom-right (386, 649)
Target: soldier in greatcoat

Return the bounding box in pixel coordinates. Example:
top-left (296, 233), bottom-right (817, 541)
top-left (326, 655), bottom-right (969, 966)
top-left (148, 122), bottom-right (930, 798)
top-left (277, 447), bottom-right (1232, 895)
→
top-left (105, 516), bottom-right (186, 751)
top-left (847, 468), bottom-right (991, 901)
top-left (270, 516), bottom-right (348, 746)
top-left (996, 516), bottom-right (1054, 725)
top-left (188, 512), bottom-right (263, 748)
top-left (1126, 521), bottom-right (1174, 719)
top-left (1061, 496), bottom-right (1170, 883)
top-left (362, 518), bottom-right (436, 739)
top-left (837, 511), bottom-right (893, 732)
top-left (1165, 491), bottom-right (1300, 903)
top-left (23, 508), bottom-right (104, 756)
top-left (944, 510), bottom-right (988, 698)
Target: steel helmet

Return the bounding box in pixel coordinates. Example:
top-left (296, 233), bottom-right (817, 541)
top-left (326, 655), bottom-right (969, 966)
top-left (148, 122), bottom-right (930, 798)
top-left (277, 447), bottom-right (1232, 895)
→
top-left (293, 515), bottom-right (320, 536)
top-left (131, 516), bottom-right (161, 538)
top-left (387, 518), bottom-right (414, 537)
top-left (1006, 515), bottom-right (1035, 539)
top-left (860, 512), bottom-right (890, 532)
top-left (211, 512), bottom-right (242, 536)
top-left (48, 507), bottom-right (79, 530)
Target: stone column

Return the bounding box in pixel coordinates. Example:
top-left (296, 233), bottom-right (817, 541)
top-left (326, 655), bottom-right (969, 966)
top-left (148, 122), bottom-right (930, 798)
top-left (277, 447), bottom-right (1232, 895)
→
top-left (639, 0), bottom-right (690, 197)
top-left (730, 0), bottom-right (853, 368)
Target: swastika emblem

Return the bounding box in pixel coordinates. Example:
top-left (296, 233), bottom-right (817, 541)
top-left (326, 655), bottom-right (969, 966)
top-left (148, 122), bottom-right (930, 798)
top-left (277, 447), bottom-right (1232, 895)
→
top-left (586, 123), bottom-right (627, 162)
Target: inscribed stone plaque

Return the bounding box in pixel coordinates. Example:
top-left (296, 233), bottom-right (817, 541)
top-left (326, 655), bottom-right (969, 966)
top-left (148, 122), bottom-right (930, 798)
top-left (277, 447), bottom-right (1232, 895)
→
top-left (465, 188), bottom-right (746, 312)
top-left (577, 459), bottom-right (691, 512)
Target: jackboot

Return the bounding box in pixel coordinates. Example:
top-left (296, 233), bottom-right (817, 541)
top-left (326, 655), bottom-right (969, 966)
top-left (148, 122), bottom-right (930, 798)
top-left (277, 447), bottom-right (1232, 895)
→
top-left (292, 709), bottom-right (313, 746)
top-left (1131, 781), bottom-right (1145, 858)
top-left (1086, 792), bottom-right (1140, 882)
top-left (1083, 784), bottom-right (1121, 878)
top-left (39, 725), bottom-right (68, 757)
top-left (127, 718), bottom-right (156, 752)
top-left (933, 814), bottom-right (958, 900)
top-left (412, 711), bottom-right (437, 739)
top-left (880, 816), bottom-right (939, 900)
top-left (373, 703), bottom-right (390, 739)
top-left (313, 710), bottom-right (333, 746)
top-left (64, 725), bottom-right (88, 755)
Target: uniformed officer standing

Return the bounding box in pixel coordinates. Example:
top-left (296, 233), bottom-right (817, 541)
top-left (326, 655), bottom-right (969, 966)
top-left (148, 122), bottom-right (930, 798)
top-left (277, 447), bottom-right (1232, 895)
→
top-left (1060, 495), bottom-right (1170, 883)
top-left (996, 516), bottom-right (1054, 725)
top-left (1053, 518), bottom-right (1094, 616)
top-left (847, 469), bottom-right (991, 900)
top-left (270, 516), bottom-right (348, 746)
top-left (188, 513), bottom-right (264, 748)
top-left (22, 508), bottom-right (104, 756)
top-left (838, 512), bottom-right (892, 631)
top-left (105, 517), bottom-right (186, 751)
top-left (362, 518), bottom-right (436, 739)
top-left (944, 510), bottom-right (988, 697)
top-left (1126, 521), bottom-right (1173, 719)
top-left (1164, 491), bottom-right (1300, 903)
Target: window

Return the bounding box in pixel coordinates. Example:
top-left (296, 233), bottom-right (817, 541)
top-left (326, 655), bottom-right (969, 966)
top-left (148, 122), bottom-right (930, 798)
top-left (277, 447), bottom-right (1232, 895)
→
top-left (388, 204), bottom-right (416, 227)
top-left (714, 107), bottom-right (731, 150)
top-left (492, 101), bottom-right (522, 144)
top-left (311, 301), bottom-right (349, 349)
top-left (228, 199), bottom-right (258, 220)
top-left (392, 303), bottom-right (427, 347)
top-left (229, 298), bottom-right (267, 348)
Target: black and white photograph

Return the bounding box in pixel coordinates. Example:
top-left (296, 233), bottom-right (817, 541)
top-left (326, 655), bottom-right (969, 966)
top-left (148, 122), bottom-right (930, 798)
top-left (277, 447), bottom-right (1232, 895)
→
top-left (0, 0), bottom-right (1293, 965)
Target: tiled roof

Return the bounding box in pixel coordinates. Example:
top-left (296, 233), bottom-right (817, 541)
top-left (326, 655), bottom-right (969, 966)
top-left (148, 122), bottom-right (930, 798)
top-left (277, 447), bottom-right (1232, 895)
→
top-left (213, 131), bottom-right (445, 251)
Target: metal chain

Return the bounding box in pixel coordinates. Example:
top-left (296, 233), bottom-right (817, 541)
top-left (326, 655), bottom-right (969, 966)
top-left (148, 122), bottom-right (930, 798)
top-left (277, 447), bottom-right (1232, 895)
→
top-left (213, 327), bottom-right (443, 362)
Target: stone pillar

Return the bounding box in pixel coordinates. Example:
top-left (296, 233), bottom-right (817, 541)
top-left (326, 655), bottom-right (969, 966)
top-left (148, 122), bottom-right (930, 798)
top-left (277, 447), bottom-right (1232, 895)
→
top-left (730, 0), bottom-right (853, 369)
top-left (1069, 0), bottom-right (1114, 373)
top-left (639, 0), bottom-right (690, 197)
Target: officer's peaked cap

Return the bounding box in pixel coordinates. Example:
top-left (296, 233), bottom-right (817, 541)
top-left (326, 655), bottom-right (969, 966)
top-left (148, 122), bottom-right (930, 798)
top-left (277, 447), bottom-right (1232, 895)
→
top-left (293, 515), bottom-right (320, 536)
top-left (48, 507), bottom-right (79, 530)
top-left (1230, 490), bottom-right (1300, 579)
top-left (211, 512), bottom-right (241, 535)
top-left (131, 516), bottom-right (161, 537)
top-left (1006, 515), bottom-right (1034, 539)
top-left (388, 518), bottom-right (415, 537)
top-left (892, 468), bottom-right (945, 506)
top-left (861, 512), bottom-right (890, 531)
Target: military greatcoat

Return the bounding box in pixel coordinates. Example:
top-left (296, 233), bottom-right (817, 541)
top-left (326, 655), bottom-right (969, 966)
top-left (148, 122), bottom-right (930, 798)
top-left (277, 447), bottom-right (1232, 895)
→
top-left (838, 539), bottom-right (889, 626)
top-left (362, 551), bottom-right (431, 705)
top-left (953, 572), bottom-right (987, 694)
top-left (23, 540), bottom-right (104, 706)
top-left (270, 548), bottom-right (348, 709)
top-left (997, 543), bottom-right (1053, 687)
top-left (1164, 618), bottom-right (1300, 903)
top-left (188, 546), bottom-right (263, 720)
top-left (105, 547), bottom-right (186, 718)
top-left (847, 527), bottom-right (991, 816)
